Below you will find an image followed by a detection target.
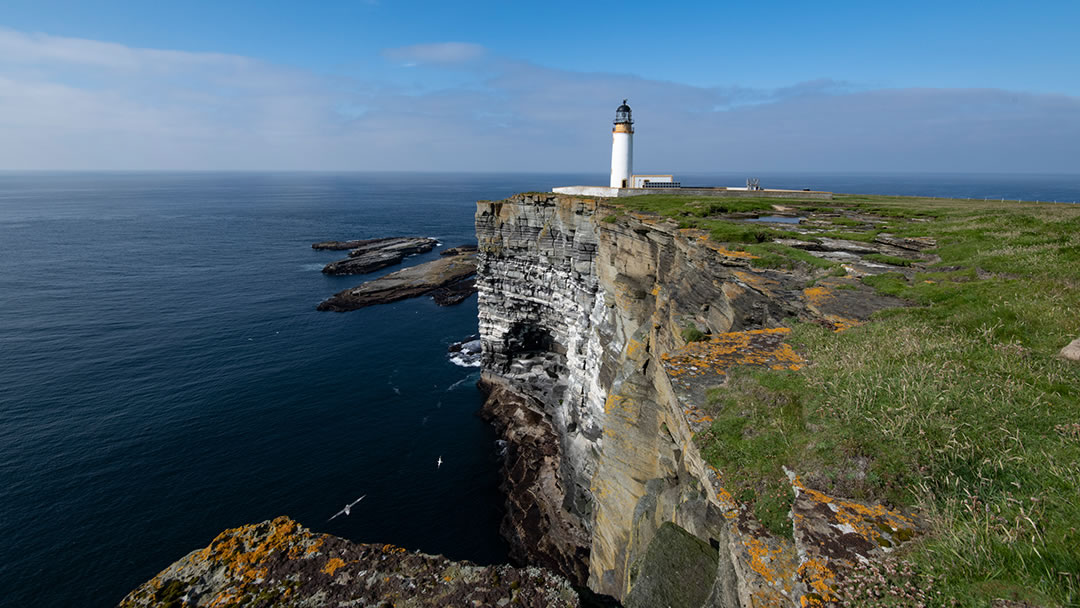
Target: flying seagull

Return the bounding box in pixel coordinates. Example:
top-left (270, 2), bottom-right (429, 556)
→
top-left (436, 456), bottom-right (443, 469)
top-left (328, 495), bottom-right (366, 521)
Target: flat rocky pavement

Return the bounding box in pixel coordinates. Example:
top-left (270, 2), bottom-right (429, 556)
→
top-left (316, 236), bottom-right (439, 275)
top-left (317, 249), bottom-right (477, 311)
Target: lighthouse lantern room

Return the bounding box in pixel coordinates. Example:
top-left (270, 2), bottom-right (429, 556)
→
top-left (610, 99), bottom-right (634, 188)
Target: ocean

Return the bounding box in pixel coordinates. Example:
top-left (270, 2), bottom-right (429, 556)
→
top-left (1, 171), bottom-right (1077, 608)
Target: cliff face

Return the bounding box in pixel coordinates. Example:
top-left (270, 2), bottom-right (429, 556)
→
top-left (476, 193), bottom-right (917, 606)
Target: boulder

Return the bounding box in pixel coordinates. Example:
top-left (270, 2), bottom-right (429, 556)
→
top-left (1061, 337), bottom-right (1080, 361)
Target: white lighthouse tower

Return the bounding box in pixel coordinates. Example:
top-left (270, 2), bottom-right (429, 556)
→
top-left (609, 99), bottom-right (634, 188)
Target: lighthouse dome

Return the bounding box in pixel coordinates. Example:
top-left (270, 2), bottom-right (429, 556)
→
top-left (614, 99), bottom-right (633, 124)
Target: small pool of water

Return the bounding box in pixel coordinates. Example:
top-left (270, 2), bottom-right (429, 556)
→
top-left (743, 215), bottom-right (803, 224)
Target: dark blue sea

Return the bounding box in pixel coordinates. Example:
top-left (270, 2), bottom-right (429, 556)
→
top-left (1, 171), bottom-right (1077, 608)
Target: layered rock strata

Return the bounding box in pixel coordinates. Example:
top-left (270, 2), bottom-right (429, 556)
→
top-left (476, 193), bottom-right (918, 607)
top-left (119, 516), bottom-right (579, 608)
top-left (317, 250), bottom-right (476, 311)
top-left (319, 237), bottom-right (439, 275)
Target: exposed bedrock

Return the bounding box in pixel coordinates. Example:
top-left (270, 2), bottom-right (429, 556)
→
top-left (319, 237), bottom-right (439, 275)
top-left (476, 193), bottom-right (913, 607)
top-left (316, 250), bottom-right (476, 311)
top-left (118, 516), bottom-right (579, 608)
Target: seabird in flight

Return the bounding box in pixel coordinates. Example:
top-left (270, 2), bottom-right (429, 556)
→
top-left (328, 495), bottom-right (366, 521)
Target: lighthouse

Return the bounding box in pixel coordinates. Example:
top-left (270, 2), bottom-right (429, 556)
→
top-left (610, 99), bottom-right (634, 188)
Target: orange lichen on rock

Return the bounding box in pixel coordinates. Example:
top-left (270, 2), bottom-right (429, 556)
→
top-left (662, 328), bottom-right (803, 379)
top-left (197, 517), bottom-right (309, 581)
top-left (827, 317), bottom-right (861, 333)
top-left (792, 476), bottom-right (915, 544)
top-left (732, 270), bottom-right (779, 296)
top-left (802, 286), bottom-right (832, 309)
top-left (744, 537), bottom-right (781, 582)
top-left (797, 559), bottom-right (837, 606)
top-left (322, 557), bottom-right (346, 576)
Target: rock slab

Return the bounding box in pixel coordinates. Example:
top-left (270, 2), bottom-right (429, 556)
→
top-left (623, 522), bottom-right (719, 608)
top-left (1061, 337), bottom-right (1080, 361)
top-left (118, 516), bottom-right (579, 608)
top-left (320, 237), bottom-right (438, 275)
top-left (316, 251), bottom-right (476, 311)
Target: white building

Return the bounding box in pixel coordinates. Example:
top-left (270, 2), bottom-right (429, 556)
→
top-left (630, 174), bottom-right (677, 188)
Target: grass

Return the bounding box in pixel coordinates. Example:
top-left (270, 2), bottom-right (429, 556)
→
top-left (682, 325), bottom-right (709, 343)
top-left (829, 216), bottom-right (862, 227)
top-left (741, 242), bottom-right (839, 270)
top-left (614, 193), bottom-right (778, 217)
top-left (688, 194), bottom-right (1080, 606)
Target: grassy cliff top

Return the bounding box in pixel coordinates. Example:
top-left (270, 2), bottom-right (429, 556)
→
top-left (612, 193), bottom-right (1080, 606)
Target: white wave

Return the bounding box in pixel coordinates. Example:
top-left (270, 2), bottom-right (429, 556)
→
top-left (446, 372), bottom-right (480, 391)
top-left (449, 353), bottom-right (482, 368)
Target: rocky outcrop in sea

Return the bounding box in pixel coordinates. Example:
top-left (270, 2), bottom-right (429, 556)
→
top-left (316, 248), bottom-right (476, 312)
top-left (317, 237), bottom-right (439, 275)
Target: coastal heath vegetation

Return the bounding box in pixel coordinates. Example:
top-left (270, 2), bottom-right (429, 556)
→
top-left (635, 192), bottom-right (1080, 606)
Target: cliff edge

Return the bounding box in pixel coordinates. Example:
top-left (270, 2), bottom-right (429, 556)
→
top-left (475, 193), bottom-right (937, 606)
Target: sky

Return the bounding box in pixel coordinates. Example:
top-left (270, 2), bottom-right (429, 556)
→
top-left (1, 0), bottom-right (1078, 173)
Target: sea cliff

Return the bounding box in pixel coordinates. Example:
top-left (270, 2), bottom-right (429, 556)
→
top-left (475, 193), bottom-right (931, 606)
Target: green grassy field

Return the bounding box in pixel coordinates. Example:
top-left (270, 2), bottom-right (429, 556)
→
top-left (617, 193), bottom-right (1080, 606)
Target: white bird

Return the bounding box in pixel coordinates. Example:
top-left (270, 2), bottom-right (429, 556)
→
top-left (328, 495), bottom-right (366, 521)
top-left (436, 456), bottom-right (443, 469)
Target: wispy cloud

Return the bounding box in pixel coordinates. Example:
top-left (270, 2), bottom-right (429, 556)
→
top-left (0, 27), bottom-right (252, 72)
top-left (0, 28), bottom-right (1077, 172)
top-left (381, 42), bottom-right (486, 66)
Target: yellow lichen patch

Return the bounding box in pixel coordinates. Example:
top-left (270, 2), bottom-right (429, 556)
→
top-left (322, 558), bottom-right (346, 576)
top-left (208, 589), bottom-right (240, 608)
top-left (828, 317), bottom-right (861, 333)
top-left (733, 270), bottom-right (779, 296)
top-left (192, 515), bottom-right (326, 601)
top-left (707, 244), bottom-right (759, 259)
top-left (792, 476), bottom-right (915, 544)
top-left (803, 286), bottom-right (832, 309)
top-left (797, 559), bottom-right (837, 605)
top-left (743, 537), bottom-right (780, 583)
top-left (662, 328), bottom-right (801, 379)
top-left (604, 393), bottom-right (625, 414)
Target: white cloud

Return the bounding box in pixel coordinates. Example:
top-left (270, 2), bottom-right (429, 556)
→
top-left (0, 28), bottom-right (1077, 173)
top-left (0, 27), bottom-right (252, 72)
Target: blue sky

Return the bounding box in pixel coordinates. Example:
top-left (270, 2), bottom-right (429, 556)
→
top-left (1, 0), bottom-right (1078, 172)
